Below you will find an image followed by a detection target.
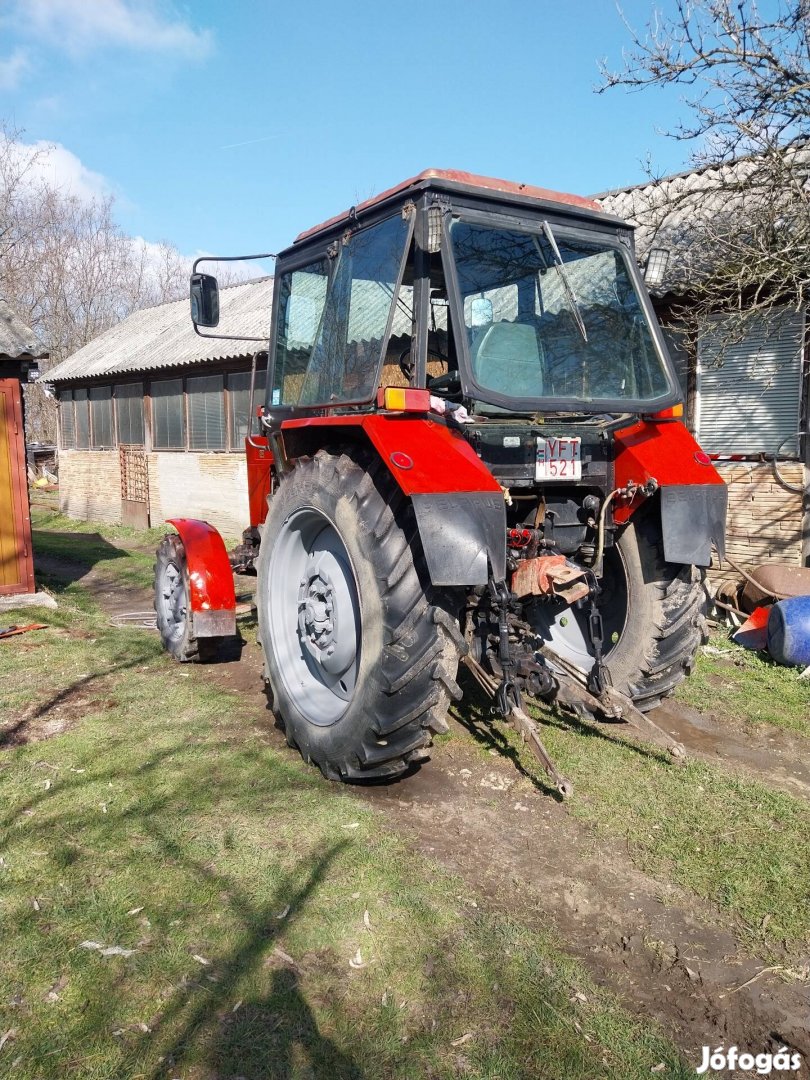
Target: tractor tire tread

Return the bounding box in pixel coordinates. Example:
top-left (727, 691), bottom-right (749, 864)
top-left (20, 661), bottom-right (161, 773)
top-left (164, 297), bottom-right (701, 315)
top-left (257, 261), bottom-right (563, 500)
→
top-left (258, 449), bottom-right (463, 781)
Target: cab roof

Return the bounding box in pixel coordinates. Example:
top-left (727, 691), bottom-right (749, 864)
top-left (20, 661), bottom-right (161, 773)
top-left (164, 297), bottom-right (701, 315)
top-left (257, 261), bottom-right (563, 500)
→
top-left (293, 168), bottom-right (606, 245)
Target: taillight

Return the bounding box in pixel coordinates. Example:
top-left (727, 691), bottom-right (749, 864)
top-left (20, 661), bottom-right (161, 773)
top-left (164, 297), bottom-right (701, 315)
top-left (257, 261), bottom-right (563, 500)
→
top-left (377, 387), bottom-right (431, 412)
top-left (647, 403), bottom-right (684, 420)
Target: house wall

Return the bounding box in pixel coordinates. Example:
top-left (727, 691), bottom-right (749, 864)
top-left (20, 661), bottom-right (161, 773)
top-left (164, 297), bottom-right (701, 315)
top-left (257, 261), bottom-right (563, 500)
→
top-left (59, 449), bottom-right (249, 538)
top-left (711, 460), bottom-right (807, 585)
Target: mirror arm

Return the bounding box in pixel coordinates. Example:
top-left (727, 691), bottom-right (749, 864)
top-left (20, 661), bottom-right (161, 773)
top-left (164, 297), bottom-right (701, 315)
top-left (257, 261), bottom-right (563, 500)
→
top-left (191, 252), bottom-right (277, 343)
top-left (246, 349), bottom-right (268, 449)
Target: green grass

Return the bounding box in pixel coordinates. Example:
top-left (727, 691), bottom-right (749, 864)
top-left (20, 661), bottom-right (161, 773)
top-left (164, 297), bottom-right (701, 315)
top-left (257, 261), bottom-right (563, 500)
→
top-left (461, 692), bottom-right (810, 956)
top-left (29, 507), bottom-right (160, 608)
top-left (0, 592), bottom-right (687, 1077)
top-left (676, 631), bottom-right (810, 736)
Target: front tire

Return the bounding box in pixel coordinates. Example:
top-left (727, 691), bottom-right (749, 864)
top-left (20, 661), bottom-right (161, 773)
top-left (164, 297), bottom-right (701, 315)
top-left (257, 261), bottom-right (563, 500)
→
top-left (256, 450), bottom-right (463, 781)
top-left (154, 534), bottom-right (224, 663)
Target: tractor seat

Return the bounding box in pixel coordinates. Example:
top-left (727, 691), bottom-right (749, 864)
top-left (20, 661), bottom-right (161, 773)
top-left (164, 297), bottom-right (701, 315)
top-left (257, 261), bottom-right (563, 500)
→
top-left (471, 320), bottom-right (544, 397)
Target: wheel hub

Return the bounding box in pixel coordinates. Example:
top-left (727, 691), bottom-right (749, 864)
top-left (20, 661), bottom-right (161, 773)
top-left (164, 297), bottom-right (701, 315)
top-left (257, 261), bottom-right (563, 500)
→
top-left (298, 562), bottom-right (338, 658)
top-left (161, 562), bottom-right (187, 639)
top-left (267, 508), bottom-right (362, 725)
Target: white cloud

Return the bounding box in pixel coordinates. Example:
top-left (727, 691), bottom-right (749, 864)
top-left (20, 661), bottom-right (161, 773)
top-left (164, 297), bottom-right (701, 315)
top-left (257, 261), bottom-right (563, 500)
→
top-left (3, 135), bottom-right (113, 202)
top-left (19, 0), bottom-right (212, 59)
top-left (0, 47), bottom-right (30, 90)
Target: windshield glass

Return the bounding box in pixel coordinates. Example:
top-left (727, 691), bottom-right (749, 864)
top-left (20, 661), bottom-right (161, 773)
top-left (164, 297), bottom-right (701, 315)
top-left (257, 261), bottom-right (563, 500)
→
top-left (449, 219), bottom-right (674, 405)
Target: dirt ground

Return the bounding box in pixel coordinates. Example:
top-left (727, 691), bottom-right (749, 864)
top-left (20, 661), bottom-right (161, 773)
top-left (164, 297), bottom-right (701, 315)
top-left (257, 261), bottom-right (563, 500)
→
top-left (25, 551), bottom-right (810, 1070)
top-left (170, 634), bottom-right (810, 1069)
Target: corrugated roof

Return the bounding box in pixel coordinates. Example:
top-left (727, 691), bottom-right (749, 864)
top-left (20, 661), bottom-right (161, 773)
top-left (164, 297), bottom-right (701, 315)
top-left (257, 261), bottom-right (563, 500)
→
top-left (0, 299), bottom-right (48, 361)
top-left (594, 147), bottom-right (810, 296)
top-left (46, 277), bottom-right (273, 384)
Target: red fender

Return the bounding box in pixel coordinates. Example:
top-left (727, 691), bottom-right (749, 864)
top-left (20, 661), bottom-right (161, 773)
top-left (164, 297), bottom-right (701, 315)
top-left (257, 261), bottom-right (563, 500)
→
top-left (166, 518), bottom-right (236, 637)
top-left (281, 414), bottom-right (502, 495)
top-left (281, 415), bottom-right (507, 584)
top-left (612, 419), bottom-right (724, 524)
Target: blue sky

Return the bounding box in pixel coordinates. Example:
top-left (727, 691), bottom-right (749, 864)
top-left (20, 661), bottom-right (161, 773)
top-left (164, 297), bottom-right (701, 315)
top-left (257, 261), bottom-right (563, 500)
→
top-left (0, 0), bottom-right (696, 261)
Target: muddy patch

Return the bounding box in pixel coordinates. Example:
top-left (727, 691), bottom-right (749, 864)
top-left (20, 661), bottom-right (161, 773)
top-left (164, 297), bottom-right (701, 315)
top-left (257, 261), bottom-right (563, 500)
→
top-left (36, 551), bottom-right (155, 620)
top-left (652, 700), bottom-right (810, 800)
top-left (1, 678), bottom-right (111, 748)
top-left (353, 731), bottom-right (810, 1069)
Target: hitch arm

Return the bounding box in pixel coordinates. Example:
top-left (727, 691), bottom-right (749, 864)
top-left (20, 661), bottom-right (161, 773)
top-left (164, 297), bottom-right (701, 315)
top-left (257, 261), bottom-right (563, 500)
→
top-left (462, 653), bottom-right (573, 799)
top-left (538, 643), bottom-right (686, 760)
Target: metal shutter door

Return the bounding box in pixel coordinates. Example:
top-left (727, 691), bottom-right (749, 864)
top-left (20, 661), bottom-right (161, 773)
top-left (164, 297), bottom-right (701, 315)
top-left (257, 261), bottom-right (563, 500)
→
top-left (696, 310), bottom-right (804, 456)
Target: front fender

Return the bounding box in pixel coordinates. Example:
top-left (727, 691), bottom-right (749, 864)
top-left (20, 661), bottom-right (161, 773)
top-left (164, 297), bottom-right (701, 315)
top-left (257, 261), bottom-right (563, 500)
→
top-left (166, 518), bottom-right (236, 637)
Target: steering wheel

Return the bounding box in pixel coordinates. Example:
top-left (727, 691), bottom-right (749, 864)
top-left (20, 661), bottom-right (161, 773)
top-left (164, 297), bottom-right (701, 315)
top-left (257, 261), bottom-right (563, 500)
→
top-left (428, 370), bottom-right (461, 393)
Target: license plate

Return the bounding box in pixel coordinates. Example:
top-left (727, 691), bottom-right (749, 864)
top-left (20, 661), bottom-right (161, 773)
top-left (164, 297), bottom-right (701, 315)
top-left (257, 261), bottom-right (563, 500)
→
top-left (536, 436), bottom-right (582, 481)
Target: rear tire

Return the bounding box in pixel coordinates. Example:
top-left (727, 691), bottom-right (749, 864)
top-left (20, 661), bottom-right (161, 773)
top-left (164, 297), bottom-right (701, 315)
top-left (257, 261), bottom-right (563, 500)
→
top-left (256, 450), bottom-right (463, 781)
top-left (531, 505), bottom-right (708, 711)
top-left (602, 508), bottom-right (709, 710)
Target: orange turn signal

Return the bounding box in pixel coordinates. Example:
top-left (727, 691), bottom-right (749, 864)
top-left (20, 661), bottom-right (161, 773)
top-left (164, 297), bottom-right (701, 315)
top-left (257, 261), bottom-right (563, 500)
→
top-left (647, 403), bottom-right (684, 420)
top-left (378, 387), bottom-right (431, 412)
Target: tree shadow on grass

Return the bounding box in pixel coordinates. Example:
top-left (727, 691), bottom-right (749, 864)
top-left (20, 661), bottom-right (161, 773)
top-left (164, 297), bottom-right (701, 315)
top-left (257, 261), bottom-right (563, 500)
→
top-left (220, 967), bottom-right (363, 1079)
top-left (0, 638), bottom-right (158, 750)
top-left (138, 835), bottom-right (364, 1080)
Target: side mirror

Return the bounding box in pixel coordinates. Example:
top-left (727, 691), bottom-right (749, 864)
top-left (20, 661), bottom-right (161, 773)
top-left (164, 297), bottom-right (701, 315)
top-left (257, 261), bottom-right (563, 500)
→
top-left (190, 273), bottom-right (220, 328)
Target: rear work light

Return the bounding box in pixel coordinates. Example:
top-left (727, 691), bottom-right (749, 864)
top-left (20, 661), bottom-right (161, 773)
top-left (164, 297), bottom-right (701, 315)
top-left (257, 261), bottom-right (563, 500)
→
top-left (377, 387), bottom-right (431, 412)
top-left (646, 403), bottom-right (684, 420)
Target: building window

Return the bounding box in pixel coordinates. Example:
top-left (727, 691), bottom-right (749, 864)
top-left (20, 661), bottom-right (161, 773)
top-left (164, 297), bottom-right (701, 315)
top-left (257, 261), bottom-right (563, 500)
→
top-left (59, 390), bottom-right (75, 448)
top-left (74, 388), bottom-right (90, 449)
top-left (187, 374), bottom-right (225, 450)
top-left (89, 386), bottom-right (114, 449)
top-left (228, 369), bottom-right (266, 448)
top-left (152, 378), bottom-right (185, 449)
top-left (115, 382), bottom-right (145, 445)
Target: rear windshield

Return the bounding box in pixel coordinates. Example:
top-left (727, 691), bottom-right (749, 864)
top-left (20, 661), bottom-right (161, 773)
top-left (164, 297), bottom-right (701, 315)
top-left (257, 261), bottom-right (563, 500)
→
top-left (449, 219), bottom-right (674, 406)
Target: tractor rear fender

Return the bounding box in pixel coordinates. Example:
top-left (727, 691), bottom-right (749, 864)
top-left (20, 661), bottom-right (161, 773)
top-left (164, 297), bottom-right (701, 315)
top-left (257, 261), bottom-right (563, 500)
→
top-left (281, 415), bottom-right (507, 586)
top-left (165, 518), bottom-right (236, 637)
top-left (613, 419), bottom-right (727, 567)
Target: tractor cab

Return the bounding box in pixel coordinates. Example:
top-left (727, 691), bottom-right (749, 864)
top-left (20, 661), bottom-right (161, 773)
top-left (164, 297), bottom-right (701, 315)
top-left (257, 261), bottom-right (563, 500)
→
top-left (261, 169), bottom-right (681, 424)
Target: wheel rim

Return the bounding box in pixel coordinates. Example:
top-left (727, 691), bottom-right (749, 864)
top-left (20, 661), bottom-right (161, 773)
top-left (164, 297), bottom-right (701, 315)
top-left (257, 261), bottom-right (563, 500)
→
top-left (529, 546), bottom-right (628, 674)
top-left (157, 560), bottom-right (188, 643)
top-left (268, 506), bottom-right (361, 726)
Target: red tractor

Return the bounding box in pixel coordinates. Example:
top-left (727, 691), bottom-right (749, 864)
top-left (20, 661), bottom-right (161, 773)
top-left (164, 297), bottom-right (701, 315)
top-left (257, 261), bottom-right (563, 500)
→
top-left (154, 169), bottom-right (726, 794)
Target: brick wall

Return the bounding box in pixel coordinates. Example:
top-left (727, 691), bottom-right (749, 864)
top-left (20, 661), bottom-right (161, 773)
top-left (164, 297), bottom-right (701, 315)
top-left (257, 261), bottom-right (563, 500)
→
top-left (147, 453), bottom-right (249, 540)
top-left (59, 450), bottom-right (250, 539)
top-left (711, 460), bottom-right (808, 585)
top-left (59, 450), bottom-right (122, 524)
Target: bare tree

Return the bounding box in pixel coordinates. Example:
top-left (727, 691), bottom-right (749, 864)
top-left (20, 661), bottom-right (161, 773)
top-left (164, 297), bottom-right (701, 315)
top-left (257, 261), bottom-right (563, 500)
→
top-left (600, 0), bottom-right (810, 337)
top-left (0, 123), bottom-right (204, 441)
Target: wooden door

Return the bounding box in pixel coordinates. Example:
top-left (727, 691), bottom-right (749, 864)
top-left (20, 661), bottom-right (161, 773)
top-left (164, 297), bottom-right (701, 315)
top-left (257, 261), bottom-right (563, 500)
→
top-left (0, 379), bottom-right (35, 596)
top-left (120, 445), bottom-right (150, 530)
